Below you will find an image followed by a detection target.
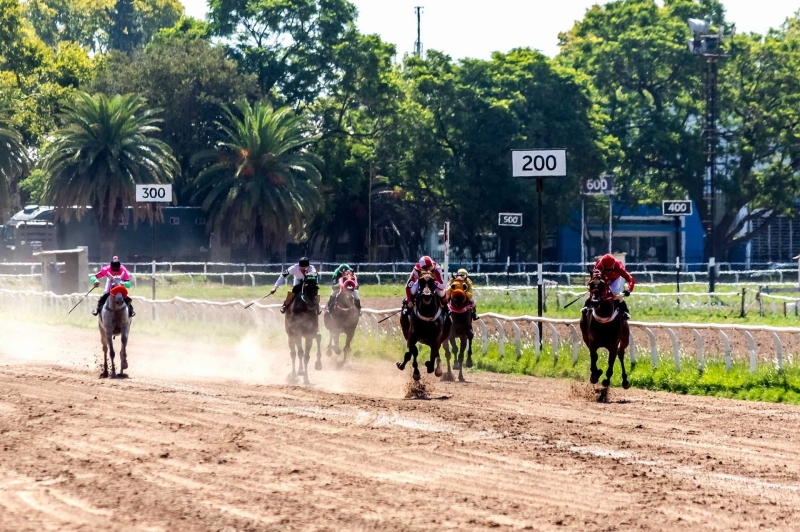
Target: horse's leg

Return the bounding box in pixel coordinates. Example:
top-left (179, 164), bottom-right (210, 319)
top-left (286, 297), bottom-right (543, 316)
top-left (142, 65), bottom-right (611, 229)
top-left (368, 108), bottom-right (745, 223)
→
top-left (120, 327), bottom-right (129, 374)
top-left (302, 336), bottom-right (312, 384)
top-left (451, 336), bottom-right (461, 371)
top-left (397, 332), bottom-right (416, 371)
top-left (314, 333), bottom-right (322, 371)
top-left (333, 328), bottom-right (342, 355)
top-left (458, 336), bottom-right (467, 382)
top-left (619, 324), bottom-right (631, 389)
top-left (466, 331), bottom-right (474, 368)
top-left (441, 337), bottom-right (454, 382)
top-left (589, 347), bottom-right (602, 384)
top-left (410, 343), bottom-right (420, 381)
top-left (99, 324), bottom-right (108, 379)
top-left (326, 328), bottom-right (334, 358)
top-left (603, 346), bottom-right (618, 388)
top-left (106, 329), bottom-right (117, 378)
top-left (427, 342), bottom-right (443, 377)
top-left (341, 328), bottom-right (354, 368)
top-left (287, 335), bottom-right (298, 383)
top-left (618, 348), bottom-right (631, 389)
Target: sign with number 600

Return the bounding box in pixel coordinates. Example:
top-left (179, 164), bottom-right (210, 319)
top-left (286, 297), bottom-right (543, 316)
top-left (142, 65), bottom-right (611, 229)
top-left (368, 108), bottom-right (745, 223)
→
top-left (136, 184), bottom-right (173, 203)
top-left (582, 175), bottom-right (614, 195)
top-left (498, 213), bottom-right (523, 227)
top-left (662, 200), bottom-right (692, 216)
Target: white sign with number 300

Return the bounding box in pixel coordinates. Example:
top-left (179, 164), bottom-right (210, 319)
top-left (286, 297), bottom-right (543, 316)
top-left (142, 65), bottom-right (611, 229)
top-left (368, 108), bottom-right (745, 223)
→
top-left (136, 184), bottom-right (173, 203)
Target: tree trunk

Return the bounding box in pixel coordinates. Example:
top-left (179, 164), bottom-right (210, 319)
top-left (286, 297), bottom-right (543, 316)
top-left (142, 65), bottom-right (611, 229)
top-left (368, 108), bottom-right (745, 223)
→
top-left (98, 217), bottom-right (119, 262)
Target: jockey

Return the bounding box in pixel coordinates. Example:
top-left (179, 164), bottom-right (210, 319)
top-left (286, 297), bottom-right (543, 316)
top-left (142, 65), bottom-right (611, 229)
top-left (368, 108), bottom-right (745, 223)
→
top-left (404, 256), bottom-right (447, 312)
top-left (446, 268), bottom-right (479, 320)
top-left (91, 256), bottom-right (135, 318)
top-left (327, 263), bottom-right (361, 315)
top-left (585, 254), bottom-right (635, 319)
top-left (270, 257), bottom-right (318, 314)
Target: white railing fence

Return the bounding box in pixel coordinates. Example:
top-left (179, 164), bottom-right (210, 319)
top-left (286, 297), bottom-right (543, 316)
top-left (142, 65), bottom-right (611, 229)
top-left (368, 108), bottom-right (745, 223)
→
top-left (1, 288), bottom-right (797, 375)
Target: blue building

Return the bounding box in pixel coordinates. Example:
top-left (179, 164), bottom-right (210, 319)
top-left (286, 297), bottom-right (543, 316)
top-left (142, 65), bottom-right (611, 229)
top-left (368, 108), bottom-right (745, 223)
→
top-left (557, 201), bottom-right (705, 268)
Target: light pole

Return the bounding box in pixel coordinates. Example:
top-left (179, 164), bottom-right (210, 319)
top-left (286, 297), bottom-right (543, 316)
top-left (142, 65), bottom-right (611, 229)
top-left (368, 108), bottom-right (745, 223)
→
top-left (688, 18), bottom-right (730, 293)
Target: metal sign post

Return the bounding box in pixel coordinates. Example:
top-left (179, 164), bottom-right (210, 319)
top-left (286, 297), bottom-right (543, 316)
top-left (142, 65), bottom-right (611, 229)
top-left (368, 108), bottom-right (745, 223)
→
top-left (663, 200), bottom-right (693, 302)
top-left (581, 175), bottom-right (615, 265)
top-left (512, 149), bottom-right (567, 340)
top-left (136, 184), bottom-right (173, 318)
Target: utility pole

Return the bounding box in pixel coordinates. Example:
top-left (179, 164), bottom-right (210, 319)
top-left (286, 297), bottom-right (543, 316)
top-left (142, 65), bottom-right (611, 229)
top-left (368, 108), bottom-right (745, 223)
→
top-left (367, 162), bottom-right (374, 262)
top-left (414, 6), bottom-right (424, 57)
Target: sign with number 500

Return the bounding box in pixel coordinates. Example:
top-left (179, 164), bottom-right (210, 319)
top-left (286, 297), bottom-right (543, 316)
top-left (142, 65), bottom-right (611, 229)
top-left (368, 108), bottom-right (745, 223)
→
top-left (136, 184), bottom-right (173, 203)
top-left (498, 213), bottom-right (523, 227)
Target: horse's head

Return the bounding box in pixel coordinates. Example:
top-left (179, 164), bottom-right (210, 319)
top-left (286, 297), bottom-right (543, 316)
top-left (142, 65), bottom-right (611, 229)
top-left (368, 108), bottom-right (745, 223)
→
top-left (108, 276), bottom-right (128, 311)
top-left (416, 272), bottom-right (438, 306)
top-left (301, 275), bottom-right (319, 305)
top-left (336, 278), bottom-right (357, 309)
top-left (448, 278), bottom-right (469, 309)
top-left (586, 268), bottom-right (608, 306)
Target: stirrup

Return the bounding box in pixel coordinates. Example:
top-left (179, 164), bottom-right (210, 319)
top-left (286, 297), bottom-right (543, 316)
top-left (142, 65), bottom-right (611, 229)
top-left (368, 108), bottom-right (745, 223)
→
top-left (92, 309), bottom-right (99, 316)
top-left (280, 305), bottom-right (288, 314)
top-left (129, 310), bottom-right (136, 318)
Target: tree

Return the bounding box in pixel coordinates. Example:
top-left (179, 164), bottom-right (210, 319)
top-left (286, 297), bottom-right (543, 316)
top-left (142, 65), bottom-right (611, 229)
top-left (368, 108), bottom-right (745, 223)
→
top-left (41, 92), bottom-right (178, 259)
top-left (404, 48), bottom-right (613, 260)
top-left (0, 103), bottom-right (30, 211)
top-left (716, 20), bottom-right (800, 253)
top-left (24, 0), bottom-right (113, 51)
top-left (191, 101), bottom-right (322, 256)
top-left (88, 37), bottom-right (261, 198)
top-left (108, 0), bottom-right (142, 52)
top-left (208, 0), bottom-right (357, 106)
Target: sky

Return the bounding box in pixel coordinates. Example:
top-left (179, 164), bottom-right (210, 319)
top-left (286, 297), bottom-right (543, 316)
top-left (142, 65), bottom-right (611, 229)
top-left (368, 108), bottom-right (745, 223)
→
top-left (180, 0), bottom-right (800, 59)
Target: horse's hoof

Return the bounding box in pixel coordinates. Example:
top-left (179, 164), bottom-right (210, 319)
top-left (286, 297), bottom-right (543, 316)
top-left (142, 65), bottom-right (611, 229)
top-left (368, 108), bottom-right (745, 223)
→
top-left (413, 370), bottom-right (421, 381)
top-left (121, 361), bottom-right (128, 370)
top-left (622, 380), bottom-right (631, 390)
top-left (287, 374), bottom-right (297, 384)
top-left (396, 362), bottom-right (406, 371)
top-left (458, 373), bottom-right (466, 383)
top-left (466, 358), bottom-right (473, 369)
top-left (453, 361), bottom-right (462, 371)
top-left (424, 360), bottom-right (434, 374)
top-left (315, 360), bottom-right (322, 371)
top-left (110, 372), bottom-right (117, 379)
top-left (590, 370), bottom-right (602, 384)
top-left (440, 371), bottom-right (455, 382)
top-left (601, 379), bottom-right (611, 388)
top-left (117, 372), bottom-right (127, 379)
top-left (326, 350), bottom-right (332, 358)
top-left (99, 372), bottom-right (108, 379)
top-left (434, 366), bottom-right (443, 378)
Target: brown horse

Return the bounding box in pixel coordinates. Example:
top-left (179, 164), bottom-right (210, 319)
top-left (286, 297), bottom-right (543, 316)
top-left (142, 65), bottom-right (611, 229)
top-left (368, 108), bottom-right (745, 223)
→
top-left (398, 272), bottom-right (452, 381)
top-left (442, 278), bottom-right (474, 382)
top-left (285, 275), bottom-right (322, 384)
top-left (579, 268), bottom-right (631, 389)
top-left (324, 276), bottom-right (360, 367)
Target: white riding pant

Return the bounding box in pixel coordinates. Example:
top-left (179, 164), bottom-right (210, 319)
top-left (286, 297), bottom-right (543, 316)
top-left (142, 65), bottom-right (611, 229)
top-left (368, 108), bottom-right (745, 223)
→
top-left (609, 277), bottom-right (627, 297)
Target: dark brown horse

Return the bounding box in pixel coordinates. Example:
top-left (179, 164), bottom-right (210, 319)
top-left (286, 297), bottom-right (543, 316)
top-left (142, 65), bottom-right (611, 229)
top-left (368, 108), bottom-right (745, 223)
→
top-left (398, 272), bottom-right (452, 381)
top-left (579, 268), bottom-right (631, 389)
top-left (285, 275), bottom-right (322, 384)
top-left (442, 278), bottom-right (474, 382)
top-left (324, 276), bottom-right (360, 367)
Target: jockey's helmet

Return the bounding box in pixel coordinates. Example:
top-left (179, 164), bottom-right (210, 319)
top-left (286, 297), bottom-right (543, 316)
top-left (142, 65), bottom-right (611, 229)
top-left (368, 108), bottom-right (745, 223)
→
top-left (110, 256), bottom-right (121, 273)
top-left (457, 268), bottom-right (468, 278)
top-left (339, 263), bottom-right (352, 272)
top-left (299, 257), bottom-right (310, 268)
top-left (599, 254), bottom-right (616, 271)
top-left (415, 256), bottom-right (434, 271)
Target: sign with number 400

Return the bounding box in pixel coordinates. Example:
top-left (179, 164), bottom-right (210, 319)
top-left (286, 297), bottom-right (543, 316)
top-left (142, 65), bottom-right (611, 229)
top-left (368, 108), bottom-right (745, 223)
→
top-left (662, 200), bottom-right (692, 216)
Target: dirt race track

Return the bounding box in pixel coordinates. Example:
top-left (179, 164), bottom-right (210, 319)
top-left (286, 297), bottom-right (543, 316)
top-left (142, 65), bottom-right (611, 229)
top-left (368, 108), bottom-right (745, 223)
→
top-left (2, 321), bottom-right (800, 531)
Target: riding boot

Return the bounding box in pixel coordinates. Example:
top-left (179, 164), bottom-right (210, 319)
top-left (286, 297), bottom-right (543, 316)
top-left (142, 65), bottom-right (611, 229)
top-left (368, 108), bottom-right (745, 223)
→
top-left (326, 293), bottom-right (336, 313)
top-left (280, 291), bottom-right (295, 314)
top-left (619, 299), bottom-right (631, 320)
top-left (581, 299), bottom-right (591, 315)
top-left (92, 293), bottom-right (109, 316)
top-left (125, 297), bottom-right (135, 318)
top-left (471, 304), bottom-right (479, 321)
top-left (355, 298), bottom-right (362, 316)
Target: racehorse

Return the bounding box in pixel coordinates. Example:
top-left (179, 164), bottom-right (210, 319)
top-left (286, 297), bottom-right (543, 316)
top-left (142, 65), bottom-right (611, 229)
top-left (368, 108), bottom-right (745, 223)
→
top-left (98, 277), bottom-right (131, 378)
top-left (442, 278), bottom-right (474, 382)
top-left (285, 275), bottom-right (323, 384)
top-left (398, 272), bottom-right (452, 381)
top-left (324, 274), bottom-right (360, 367)
top-left (579, 268), bottom-right (631, 389)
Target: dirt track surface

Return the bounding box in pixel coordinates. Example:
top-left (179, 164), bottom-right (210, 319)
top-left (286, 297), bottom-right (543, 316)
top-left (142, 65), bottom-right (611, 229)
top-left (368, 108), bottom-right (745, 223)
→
top-left (2, 322), bottom-right (800, 531)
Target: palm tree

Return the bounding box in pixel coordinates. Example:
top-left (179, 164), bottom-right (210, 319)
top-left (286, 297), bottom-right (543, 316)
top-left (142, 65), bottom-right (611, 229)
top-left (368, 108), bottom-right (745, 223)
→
top-left (192, 101), bottom-right (322, 255)
top-left (0, 103), bottom-right (30, 213)
top-left (41, 92), bottom-right (178, 259)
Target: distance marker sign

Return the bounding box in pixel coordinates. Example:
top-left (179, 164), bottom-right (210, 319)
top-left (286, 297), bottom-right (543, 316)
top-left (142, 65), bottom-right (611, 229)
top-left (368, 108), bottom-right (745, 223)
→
top-left (511, 149), bottom-right (567, 178)
top-left (498, 213), bottom-right (523, 227)
top-left (136, 184), bottom-right (173, 203)
top-left (662, 200), bottom-right (692, 216)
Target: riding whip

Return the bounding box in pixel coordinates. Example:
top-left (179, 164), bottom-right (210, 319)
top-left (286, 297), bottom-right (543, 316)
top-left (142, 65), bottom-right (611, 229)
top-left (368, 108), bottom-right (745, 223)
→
top-left (563, 295), bottom-right (584, 309)
top-left (68, 285), bottom-right (97, 314)
top-left (378, 309), bottom-right (402, 323)
top-left (244, 292), bottom-right (272, 309)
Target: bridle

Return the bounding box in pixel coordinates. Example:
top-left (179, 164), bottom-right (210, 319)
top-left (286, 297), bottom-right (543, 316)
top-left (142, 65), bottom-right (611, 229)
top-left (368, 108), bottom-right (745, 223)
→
top-left (299, 277), bottom-right (319, 308)
top-left (414, 274), bottom-right (442, 322)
